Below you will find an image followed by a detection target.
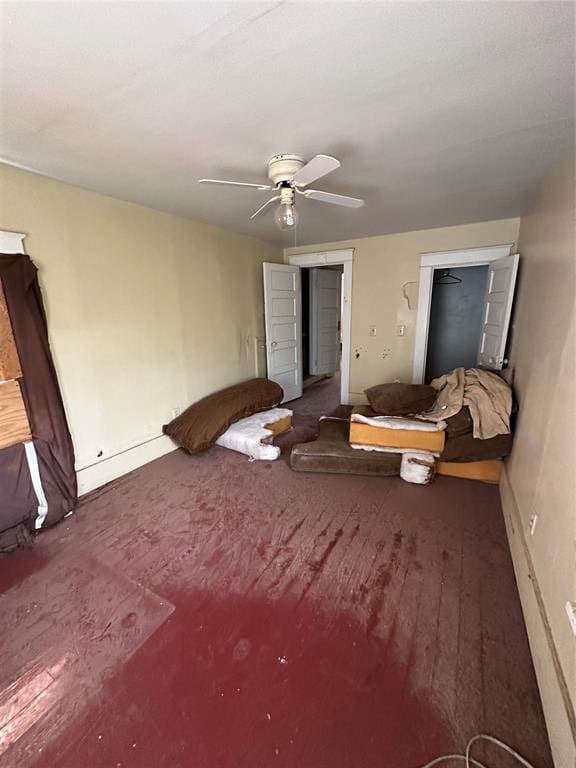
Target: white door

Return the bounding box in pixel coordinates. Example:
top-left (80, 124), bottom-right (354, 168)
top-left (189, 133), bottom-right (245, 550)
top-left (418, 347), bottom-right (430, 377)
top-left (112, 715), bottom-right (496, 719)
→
top-left (263, 263), bottom-right (302, 403)
top-left (477, 253), bottom-right (520, 369)
top-left (309, 268), bottom-right (341, 375)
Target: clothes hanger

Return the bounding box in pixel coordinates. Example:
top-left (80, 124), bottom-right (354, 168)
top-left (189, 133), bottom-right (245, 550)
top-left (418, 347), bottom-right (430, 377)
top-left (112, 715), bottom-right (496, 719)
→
top-left (433, 268), bottom-right (462, 285)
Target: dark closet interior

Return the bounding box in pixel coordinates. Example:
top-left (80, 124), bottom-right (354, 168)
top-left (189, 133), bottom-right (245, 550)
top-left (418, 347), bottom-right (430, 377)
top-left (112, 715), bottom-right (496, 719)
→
top-left (425, 265), bottom-right (488, 383)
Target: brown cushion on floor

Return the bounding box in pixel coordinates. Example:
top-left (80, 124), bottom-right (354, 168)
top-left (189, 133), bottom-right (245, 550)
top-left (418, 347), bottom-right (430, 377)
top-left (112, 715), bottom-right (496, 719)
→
top-left (291, 419), bottom-right (401, 476)
top-left (442, 403), bottom-right (516, 461)
top-left (163, 378), bottom-right (283, 454)
top-left (441, 431), bottom-right (514, 462)
top-left (365, 383), bottom-right (436, 416)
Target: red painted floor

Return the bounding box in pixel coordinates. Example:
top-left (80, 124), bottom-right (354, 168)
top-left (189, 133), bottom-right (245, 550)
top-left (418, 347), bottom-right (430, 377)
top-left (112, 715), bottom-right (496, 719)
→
top-left (0, 377), bottom-right (552, 768)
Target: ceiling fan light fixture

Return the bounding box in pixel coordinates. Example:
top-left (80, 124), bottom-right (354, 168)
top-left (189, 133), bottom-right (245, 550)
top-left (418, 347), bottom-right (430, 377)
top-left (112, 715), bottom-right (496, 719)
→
top-left (198, 153), bottom-right (364, 230)
top-left (274, 186), bottom-right (299, 231)
top-left (274, 201), bottom-right (299, 231)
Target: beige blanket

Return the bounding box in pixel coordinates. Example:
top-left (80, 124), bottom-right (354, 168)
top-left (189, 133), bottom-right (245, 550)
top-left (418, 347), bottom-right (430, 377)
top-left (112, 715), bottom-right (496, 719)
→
top-left (421, 367), bottom-right (512, 439)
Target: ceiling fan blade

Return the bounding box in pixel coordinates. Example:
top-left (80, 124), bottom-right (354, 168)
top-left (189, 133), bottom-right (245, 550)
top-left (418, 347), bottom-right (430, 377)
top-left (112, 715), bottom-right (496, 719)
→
top-left (292, 155), bottom-right (340, 187)
top-left (250, 195), bottom-right (281, 219)
top-left (301, 189), bottom-right (364, 208)
top-left (198, 179), bottom-right (272, 191)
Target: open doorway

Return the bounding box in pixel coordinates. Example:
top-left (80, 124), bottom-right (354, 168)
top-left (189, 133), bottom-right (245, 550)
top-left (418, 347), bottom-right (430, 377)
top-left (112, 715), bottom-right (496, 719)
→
top-left (301, 266), bottom-right (343, 395)
top-left (412, 245), bottom-right (519, 384)
top-left (263, 248), bottom-right (353, 405)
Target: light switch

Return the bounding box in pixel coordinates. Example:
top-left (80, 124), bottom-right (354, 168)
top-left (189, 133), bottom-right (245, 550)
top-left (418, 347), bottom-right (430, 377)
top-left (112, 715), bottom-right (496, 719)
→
top-left (397, 325), bottom-right (406, 337)
top-left (369, 325), bottom-right (377, 337)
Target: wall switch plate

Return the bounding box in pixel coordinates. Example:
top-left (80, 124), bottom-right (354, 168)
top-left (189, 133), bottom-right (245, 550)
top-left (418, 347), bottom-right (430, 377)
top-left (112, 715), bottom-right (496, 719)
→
top-left (369, 325), bottom-right (377, 337)
top-left (566, 601), bottom-right (576, 637)
top-left (397, 325), bottom-right (406, 337)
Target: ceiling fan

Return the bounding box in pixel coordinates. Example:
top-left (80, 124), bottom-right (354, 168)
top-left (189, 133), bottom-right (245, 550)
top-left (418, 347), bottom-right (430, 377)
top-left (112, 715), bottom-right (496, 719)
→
top-left (199, 154), bottom-right (364, 231)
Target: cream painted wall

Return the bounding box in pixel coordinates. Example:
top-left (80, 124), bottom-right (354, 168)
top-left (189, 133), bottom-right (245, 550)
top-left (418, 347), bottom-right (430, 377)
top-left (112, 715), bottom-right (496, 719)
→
top-left (500, 155), bottom-right (575, 767)
top-left (286, 217), bottom-right (520, 402)
top-left (0, 164), bottom-right (280, 494)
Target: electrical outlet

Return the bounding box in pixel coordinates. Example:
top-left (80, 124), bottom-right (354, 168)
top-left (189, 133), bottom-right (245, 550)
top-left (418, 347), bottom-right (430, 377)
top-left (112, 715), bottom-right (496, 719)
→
top-left (566, 601), bottom-right (576, 637)
top-left (529, 514), bottom-right (538, 536)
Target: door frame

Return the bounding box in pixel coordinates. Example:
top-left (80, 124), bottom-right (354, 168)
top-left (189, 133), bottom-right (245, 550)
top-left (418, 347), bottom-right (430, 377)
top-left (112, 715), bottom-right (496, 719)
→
top-left (412, 244), bottom-right (513, 384)
top-left (287, 248), bottom-right (353, 405)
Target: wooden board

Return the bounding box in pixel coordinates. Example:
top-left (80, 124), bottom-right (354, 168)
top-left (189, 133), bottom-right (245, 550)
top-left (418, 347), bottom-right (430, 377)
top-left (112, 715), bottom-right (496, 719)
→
top-left (0, 278), bottom-right (22, 382)
top-left (0, 379), bottom-right (31, 450)
top-left (436, 459), bottom-right (502, 484)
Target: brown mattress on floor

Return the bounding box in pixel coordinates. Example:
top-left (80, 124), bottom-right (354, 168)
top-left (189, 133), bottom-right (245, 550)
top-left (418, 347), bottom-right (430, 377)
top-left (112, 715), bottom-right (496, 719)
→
top-left (347, 405), bottom-right (513, 462)
top-left (442, 407), bottom-right (514, 462)
top-left (291, 419), bottom-right (401, 476)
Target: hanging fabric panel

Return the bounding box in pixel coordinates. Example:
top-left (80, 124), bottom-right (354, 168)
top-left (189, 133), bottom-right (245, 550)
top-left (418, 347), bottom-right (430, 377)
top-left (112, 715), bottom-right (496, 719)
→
top-left (0, 253), bottom-right (77, 534)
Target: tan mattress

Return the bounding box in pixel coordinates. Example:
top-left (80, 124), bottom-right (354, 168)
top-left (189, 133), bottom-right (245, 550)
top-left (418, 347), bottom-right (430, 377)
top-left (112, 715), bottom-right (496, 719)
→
top-left (349, 406), bottom-right (445, 454)
top-left (264, 414), bottom-right (292, 436)
top-left (436, 459), bottom-right (502, 483)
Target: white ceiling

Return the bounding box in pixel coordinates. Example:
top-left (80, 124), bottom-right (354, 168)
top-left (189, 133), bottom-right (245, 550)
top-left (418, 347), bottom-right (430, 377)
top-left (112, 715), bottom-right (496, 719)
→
top-left (1, 1), bottom-right (574, 246)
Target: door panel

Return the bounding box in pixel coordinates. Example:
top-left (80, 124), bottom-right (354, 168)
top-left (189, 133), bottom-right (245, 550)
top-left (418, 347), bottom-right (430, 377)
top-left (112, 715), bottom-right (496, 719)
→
top-left (263, 263), bottom-right (302, 403)
top-left (271, 297), bottom-right (296, 316)
top-left (477, 253), bottom-right (520, 369)
top-left (270, 345), bottom-right (298, 370)
top-left (270, 270), bottom-right (297, 291)
top-left (271, 321), bottom-right (298, 343)
top-left (309, 268), bottom-right (341, 376)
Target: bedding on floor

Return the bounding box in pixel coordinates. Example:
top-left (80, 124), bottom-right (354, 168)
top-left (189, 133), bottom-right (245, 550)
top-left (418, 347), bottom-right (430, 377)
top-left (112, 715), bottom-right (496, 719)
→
top-left (291, 418), bottom-right (402, 476)
top-left (364, 382), bottom-right (436, 415)
top-left (163, 378), bottom-right (283, 454)
top-left (441, 405), bottom-right (514, 461)
top-left (215, 407), bottom-right (292, 461)
top-left (420, 367), bottom-right (512, 439)
top-left (349, 407), bottom-right (446, 455)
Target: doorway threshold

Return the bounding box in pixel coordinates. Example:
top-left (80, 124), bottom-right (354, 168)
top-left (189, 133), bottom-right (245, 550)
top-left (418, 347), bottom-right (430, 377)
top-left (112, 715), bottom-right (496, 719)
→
top-left (303, 374), bottom-right (331, 390)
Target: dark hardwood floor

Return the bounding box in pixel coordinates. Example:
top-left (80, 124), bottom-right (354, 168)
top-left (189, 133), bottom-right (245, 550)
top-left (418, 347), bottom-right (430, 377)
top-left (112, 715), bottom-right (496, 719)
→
top-left (0, 377), bottom-right (551, 767)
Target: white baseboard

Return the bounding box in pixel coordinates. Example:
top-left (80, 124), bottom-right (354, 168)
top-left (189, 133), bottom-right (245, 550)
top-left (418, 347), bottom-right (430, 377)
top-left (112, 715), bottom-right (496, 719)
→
top-left (77, 435), bottom-right (176, 496)
top-left (500, 467), bottom-right (576, 768)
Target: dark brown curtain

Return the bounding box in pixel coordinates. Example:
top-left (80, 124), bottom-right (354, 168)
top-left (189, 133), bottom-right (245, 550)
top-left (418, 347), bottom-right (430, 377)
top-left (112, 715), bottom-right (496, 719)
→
top-left (0, 253), bottom-right (76, 535)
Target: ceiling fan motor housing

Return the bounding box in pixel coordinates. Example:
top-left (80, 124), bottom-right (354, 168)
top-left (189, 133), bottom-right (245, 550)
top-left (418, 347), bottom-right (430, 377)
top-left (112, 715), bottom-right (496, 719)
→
top-left (268, 154), bottom-right (306, 186)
